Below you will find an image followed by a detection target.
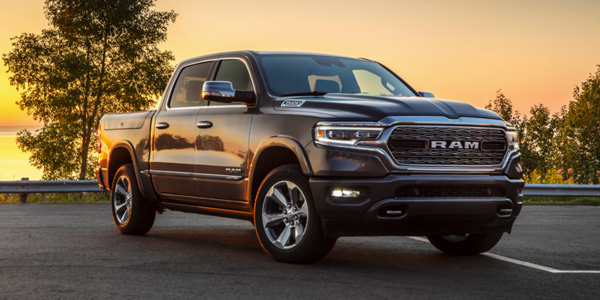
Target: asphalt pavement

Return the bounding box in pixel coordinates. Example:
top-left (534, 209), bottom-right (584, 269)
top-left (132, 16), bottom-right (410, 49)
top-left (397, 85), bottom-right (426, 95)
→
top-left (1, 204), bottom-right (599, 299)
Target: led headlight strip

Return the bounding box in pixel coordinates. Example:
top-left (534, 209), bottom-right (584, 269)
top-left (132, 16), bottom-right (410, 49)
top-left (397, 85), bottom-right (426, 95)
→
top-left (315, 126), bottom-right (383, 146)
top-left (507, 130), bottom-right (519, 150)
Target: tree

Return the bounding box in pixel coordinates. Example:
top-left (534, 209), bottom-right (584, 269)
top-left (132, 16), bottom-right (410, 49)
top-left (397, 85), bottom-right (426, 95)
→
top-left (3, 0), bottom-right (177, 180)
top-left (520, 104), bottom-right (556, 176)
top-left (485, 90), bottom-right (520, 126)
top-left (560, 65), bottom-right (600, 184)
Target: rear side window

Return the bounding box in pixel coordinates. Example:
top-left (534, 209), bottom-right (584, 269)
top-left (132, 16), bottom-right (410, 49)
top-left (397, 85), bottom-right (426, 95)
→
top-left (169, 62), bottom-right (214, 108)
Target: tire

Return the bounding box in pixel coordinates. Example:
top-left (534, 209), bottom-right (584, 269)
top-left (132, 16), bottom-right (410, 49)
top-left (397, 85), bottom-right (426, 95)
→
top-left (426, 232), bottom-right (504, 255)
top-left (254, 165), bottom-right (336, 263)
top-left (111, 163), bottom-right (156, 235)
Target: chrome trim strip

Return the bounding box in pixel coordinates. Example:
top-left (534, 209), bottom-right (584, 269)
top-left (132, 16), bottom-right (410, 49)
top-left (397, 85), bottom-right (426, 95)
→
top-left (198, 105), bottom-right (247, 109)
top-left (149, 170), bottom-right (243, 181)
top-left (314, 119), bottom-right (518, 173)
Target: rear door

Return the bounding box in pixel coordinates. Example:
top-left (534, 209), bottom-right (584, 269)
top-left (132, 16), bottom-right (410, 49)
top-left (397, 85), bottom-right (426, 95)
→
top-left (150, 60), bottom-right (214, 197)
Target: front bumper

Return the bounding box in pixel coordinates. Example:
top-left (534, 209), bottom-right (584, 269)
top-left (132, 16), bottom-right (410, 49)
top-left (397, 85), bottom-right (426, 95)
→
top-left (309, 174), bottom-right (524, 239)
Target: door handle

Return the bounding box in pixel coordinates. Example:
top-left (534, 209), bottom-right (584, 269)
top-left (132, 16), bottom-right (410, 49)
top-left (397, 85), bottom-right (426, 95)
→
top-left (196, 121), bottom-right (213, 128)
top-left (156, 122), bottom-right (169, 129)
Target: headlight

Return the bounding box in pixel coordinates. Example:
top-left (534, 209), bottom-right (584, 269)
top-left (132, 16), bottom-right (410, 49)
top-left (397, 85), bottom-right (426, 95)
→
top-left (315, 126), bottom-right (383, 146)
top-left (507, 130), bottom-right (519, 150)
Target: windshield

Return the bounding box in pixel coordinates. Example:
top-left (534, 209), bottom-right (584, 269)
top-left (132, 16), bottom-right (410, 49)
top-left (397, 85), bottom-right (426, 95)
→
top-left (257, 54), bottom-right (417, 97)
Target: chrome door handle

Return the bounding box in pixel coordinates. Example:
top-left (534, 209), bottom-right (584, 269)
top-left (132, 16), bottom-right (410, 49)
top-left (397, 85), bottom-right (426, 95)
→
top-left (196, 121), bottom-right (213, 128)
top-left (156, 122), bottom-right (169, 129)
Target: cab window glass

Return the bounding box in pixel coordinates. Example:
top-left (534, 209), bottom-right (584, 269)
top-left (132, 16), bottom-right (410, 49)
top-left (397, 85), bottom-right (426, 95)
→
top-left (258, 55), bottom-right (417, 97)
top-left (210, 60), bottom-right (253, 107)
top-left (352, 69), bottom-right (396, 95)
top-left (169, 62), bottom-right (213, 108)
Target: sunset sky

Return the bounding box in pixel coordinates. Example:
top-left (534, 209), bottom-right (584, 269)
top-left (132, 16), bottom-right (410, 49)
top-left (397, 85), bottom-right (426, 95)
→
top-left (1, 0), bottom-right (600, 125)
top-left (0, 0), bottom-right (599, 179)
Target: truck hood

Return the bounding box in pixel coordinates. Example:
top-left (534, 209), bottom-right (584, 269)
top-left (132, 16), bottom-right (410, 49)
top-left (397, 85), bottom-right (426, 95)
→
top-left (275, 94), bottom-right (502, 121)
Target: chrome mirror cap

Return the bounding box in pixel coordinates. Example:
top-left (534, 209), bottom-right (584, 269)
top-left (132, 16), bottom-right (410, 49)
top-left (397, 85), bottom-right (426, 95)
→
top-left (202, 81), bottom-right (236, 100)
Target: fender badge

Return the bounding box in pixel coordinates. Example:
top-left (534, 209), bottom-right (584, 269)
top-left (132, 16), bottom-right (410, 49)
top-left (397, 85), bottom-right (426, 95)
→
top-left (281, 100), bottom-right (305, 107)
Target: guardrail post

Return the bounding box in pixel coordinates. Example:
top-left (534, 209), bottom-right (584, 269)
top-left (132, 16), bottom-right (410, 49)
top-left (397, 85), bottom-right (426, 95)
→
top-left (19, 177), bottom-right (29, 203)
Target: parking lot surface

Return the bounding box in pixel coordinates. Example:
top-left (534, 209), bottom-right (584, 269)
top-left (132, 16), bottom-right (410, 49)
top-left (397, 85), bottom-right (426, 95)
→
top-left (1, 204), bottom-right (598, 299)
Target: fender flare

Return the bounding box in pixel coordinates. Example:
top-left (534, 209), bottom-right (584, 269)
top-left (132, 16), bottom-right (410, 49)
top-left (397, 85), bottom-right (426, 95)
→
top-left (108, 140), bottom-right (150, 199)
top-left (248, 136), bottom-right (313, 201)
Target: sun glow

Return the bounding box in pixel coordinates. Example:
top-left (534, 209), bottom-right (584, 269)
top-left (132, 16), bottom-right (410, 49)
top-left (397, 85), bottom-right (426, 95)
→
top-left (0, 136), bottom-right (42, 180)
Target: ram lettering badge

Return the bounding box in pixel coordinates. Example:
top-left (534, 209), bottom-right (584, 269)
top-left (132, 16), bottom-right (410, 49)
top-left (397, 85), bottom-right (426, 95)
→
top-left (430, 141), bottom-right (479, 149)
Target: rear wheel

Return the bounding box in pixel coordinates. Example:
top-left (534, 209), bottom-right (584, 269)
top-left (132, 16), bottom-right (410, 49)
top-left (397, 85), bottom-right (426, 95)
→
top-left (427, 232), bottom-right (504, 255)
top-left (111, 163), bottom-right (156, 235)
top-left (254, 165), bottom-right (336, 263)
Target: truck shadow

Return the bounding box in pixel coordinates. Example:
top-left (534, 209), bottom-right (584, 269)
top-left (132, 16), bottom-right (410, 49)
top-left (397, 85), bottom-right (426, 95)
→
top-left (143, 224), bottom-right (505, 274)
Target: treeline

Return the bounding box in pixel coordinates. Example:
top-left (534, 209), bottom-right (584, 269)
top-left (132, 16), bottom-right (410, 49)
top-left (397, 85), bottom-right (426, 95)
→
top-left (486, 65), bottom-right (600, 184)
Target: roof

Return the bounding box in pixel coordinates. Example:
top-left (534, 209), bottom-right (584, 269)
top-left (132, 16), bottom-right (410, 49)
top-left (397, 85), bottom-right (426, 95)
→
top-left (178, 50), bottom-right (368, 65)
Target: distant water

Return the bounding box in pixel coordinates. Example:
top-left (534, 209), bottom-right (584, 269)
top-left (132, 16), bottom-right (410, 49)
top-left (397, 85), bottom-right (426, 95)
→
top-left (0, 126), bottom-right (42, 137)
top-left (0, 126), bottom-right (43, 180)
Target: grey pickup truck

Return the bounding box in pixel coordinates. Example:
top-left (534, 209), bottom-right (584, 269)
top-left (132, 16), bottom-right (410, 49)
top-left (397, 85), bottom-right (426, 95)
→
top-left (96, 51), bottom-right (524, 263)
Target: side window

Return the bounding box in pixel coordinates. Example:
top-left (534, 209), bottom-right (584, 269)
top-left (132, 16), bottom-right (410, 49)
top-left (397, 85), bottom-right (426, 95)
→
top-left (169, 62), bottom-right (213, 108)
top-left (210, 59), bottom-right (253, 106)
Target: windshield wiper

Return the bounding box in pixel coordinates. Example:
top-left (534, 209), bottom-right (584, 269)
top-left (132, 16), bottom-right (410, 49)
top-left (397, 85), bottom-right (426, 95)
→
top-left (279, 91), bottom-right (328, 97)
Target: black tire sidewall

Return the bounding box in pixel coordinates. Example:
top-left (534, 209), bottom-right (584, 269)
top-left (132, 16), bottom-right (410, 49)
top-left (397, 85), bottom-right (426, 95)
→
top-left (427, 232), bottom-right (504, 255)
top-left (110, 163), bottom-right (155, 235)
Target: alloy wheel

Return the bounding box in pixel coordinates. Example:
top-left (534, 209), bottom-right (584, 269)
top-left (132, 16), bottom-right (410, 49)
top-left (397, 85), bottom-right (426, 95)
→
top-left (113, 174), bottom-right (133, 225)
top-left (261, 180), bottom-right (309, 250)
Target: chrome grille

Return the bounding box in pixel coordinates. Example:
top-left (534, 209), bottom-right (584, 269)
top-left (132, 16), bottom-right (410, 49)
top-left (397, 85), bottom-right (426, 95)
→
top-left (388, 126), bottom-right (507, 165)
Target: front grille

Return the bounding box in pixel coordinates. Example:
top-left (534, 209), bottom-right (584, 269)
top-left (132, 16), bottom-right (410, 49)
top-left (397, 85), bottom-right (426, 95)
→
top-left (388, 126), bottom-right (507, 165)
top-left (396, 186), bottom-right (506, 198)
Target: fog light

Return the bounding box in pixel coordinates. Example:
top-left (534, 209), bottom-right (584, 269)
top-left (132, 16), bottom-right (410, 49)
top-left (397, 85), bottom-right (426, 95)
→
top-left (331, 189), bottom-right (361, 198)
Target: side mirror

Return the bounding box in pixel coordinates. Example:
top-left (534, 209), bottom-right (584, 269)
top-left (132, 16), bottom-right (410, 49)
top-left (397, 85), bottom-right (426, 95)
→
top-left (419, 91), bottom-right (435, 98)
top-left (202, 81), bottom-right (256, 105)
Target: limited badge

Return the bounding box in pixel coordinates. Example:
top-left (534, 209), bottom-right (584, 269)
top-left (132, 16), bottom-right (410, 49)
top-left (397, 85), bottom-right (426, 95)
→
top-left (281, 100), bottom-right (305, 107)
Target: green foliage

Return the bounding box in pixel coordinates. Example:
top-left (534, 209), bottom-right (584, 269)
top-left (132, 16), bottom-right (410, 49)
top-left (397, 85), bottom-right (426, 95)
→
top-left (560, 66), bottom-right (600, 184)
top-left (523, 197), bottom-right (600, 206)
top-left (487, 67), bottom-right (600, 184)
top-left (486, 90), bottom-right (521, 126)
top-left (2, 0), bottom-right (177, 180)
top-left (524, 168), bottom-right (576, 184)
top-left (0, 192), bottom-right (109, 203)
top-left (521, 104), bottom-right (559, 175)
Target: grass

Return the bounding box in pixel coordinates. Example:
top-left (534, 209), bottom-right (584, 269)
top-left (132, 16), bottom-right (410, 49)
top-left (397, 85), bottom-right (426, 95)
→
top-left (0, 192), bottom-right (109, 204)
top-left (523, 196), bottom-right (600, 206)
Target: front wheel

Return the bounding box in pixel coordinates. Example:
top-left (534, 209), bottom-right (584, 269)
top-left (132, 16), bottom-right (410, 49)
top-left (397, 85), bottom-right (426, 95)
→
top-left (427, 232), bottom-right (504, 255)
top-left (111, 163), bottom-right (156, 235)
top-left (254, 165), bottom-right (336, 263)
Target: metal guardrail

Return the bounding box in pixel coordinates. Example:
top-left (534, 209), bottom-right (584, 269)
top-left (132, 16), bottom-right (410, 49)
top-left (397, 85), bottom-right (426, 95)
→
top-left (0, 179), bottom-right (598, 203)
top-left (522, 184), bottom-right (600, 197)
top-left (0, 178), bottom-right (105, 203)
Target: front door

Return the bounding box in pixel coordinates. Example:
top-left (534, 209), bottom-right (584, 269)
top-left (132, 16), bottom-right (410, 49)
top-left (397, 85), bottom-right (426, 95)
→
top-left (193, 59), bottom-right (255, 205)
